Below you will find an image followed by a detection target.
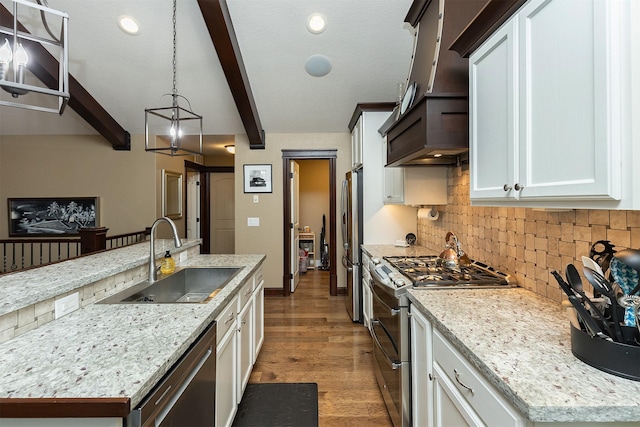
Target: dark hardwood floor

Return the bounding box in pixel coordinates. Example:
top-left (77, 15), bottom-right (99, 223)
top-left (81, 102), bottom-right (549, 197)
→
top-left (249, 269), bottom-right (392, 426)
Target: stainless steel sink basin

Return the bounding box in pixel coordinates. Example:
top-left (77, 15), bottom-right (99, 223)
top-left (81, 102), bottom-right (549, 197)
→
top-left (98, 267), bottom-right (242, 304)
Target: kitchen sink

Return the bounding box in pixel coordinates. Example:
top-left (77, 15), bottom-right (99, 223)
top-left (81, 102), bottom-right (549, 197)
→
top-left (98, 267), bottom-right (242, 304)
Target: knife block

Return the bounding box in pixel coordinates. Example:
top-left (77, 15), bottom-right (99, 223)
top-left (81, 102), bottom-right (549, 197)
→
top-left (571, 323), bottom-right (640, 381)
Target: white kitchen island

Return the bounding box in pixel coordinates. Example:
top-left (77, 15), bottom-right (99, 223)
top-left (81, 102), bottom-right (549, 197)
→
top-left (0, 241), bottom-right (265, 426)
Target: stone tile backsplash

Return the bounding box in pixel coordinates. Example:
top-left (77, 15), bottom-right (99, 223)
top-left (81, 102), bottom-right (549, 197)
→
top-left (417, 166), bottom-right (640, 303)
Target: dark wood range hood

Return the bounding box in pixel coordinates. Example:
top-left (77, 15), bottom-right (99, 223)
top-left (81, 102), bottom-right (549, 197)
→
top-left (385, 0), bottom-right (486, 167)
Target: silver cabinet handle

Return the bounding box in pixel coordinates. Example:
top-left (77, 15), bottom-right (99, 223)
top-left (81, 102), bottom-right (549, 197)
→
top-left (224, 313), bottom-right (235, 325)
top-left (454, 369), bottom-right (474, 395)
top-left (514, 183), bottom-right (524, 191)
top-left (503, 184), bottom-right (512, 192)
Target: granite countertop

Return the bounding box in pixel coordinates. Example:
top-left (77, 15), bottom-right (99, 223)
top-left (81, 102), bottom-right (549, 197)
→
top-left (408, 288), bottom-right (640, 423)
top-left (0, 253), bottom-right (265, 415)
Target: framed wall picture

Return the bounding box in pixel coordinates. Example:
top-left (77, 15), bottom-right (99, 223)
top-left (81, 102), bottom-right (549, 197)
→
top-left (244, 164), bottom-right (272, 193)
top-left (8, 197), bottom-right (99, 237)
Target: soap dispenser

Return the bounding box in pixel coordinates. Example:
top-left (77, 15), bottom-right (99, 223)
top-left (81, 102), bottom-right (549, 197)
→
top-left (160, 251), bottom-right (175, 275)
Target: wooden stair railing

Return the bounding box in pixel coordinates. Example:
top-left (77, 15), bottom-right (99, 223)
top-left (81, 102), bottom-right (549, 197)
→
top-left (0, 228), bottom-right (151, 275)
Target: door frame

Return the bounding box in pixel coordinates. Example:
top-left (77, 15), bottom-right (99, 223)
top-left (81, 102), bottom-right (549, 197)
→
top-left (282, 149), bottom-right (338, 297)
top-left (185, 161), bottom-right (234, 254)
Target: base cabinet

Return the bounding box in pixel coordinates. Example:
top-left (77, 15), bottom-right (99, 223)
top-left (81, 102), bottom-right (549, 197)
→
top-left (216, 265), bottom-right (264, 427)
top-left (411, 304), bottom-right (525, 427)
top-left (362, 251), bottom-right (372, 331)
top-left (410, 305), bottom-right (433, 427)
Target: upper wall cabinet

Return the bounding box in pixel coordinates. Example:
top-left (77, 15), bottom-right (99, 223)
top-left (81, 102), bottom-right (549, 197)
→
top-left (468, 0), bottom-right (639, 209)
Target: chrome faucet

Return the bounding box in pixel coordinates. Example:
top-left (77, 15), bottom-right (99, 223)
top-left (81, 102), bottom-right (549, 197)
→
top-left (148, 217), bottom-right (183, 283)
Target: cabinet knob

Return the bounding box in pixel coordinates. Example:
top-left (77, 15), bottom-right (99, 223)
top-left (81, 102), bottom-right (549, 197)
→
top-left (503, 184), bottom-right (512, 192)
top-left (514, 183), bottom-right (524, 191)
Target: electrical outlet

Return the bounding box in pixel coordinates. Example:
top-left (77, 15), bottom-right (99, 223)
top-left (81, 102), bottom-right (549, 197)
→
top-left (54, 292), bottom-right (80, 319)
top-left (248, 217), bottom-right (260, 227)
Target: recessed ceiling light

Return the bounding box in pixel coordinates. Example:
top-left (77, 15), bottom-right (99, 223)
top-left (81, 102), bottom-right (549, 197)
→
top-left (305, 54), bottom-right (332, 77)
top-left (307, 13), bottom-right (326, 34)
top-left (118, 15), bottom-right (140, 35)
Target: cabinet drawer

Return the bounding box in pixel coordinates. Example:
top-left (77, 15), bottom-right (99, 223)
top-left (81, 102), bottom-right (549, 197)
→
top-left (216, 295), bottom-right (238, 344)
top-left (433, 329), bottom-right (524, 426)
top-left (239, 280), bottom-right (254, 311)
top-left (253, 265), bottom-right (264, 290)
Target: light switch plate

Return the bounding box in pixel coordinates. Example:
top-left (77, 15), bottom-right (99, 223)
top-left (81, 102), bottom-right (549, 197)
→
top-left (54, 292), bottom-right (80, 319)
top-left (248, 217), bottom-right (260, 227)
top-left (253, 195), bottom-right (259, 203)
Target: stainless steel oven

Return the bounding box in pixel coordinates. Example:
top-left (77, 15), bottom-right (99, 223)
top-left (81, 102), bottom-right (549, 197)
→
top-left (369, 255), bottom-right (514, 427)
top-left (370, 264), bottom-right (411, 427)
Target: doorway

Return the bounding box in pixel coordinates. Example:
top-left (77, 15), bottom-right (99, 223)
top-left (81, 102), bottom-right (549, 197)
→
top-left (185, 161), bottom-right (234, 254)
top-left (282, 150), bottom-right (337, 297)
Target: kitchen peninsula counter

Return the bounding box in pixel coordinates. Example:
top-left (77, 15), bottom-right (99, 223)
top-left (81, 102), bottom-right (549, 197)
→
top-left (0, 248), bottom-right (265, 421)
top-left (409, 288), bottom-right (640, 423)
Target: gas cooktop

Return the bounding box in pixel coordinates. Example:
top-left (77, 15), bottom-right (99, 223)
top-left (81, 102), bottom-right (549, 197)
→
top-left (383, 255), bottom-right (513, 287)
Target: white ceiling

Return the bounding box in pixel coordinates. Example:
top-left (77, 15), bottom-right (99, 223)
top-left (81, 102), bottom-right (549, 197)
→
top-left (0, 0), bottom-right (416, 152)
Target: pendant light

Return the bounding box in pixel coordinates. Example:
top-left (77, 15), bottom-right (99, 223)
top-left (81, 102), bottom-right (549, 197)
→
top-left (145, 0), bottom-right (203, 156)
top-left (0, 0), bottom-right (69, 114)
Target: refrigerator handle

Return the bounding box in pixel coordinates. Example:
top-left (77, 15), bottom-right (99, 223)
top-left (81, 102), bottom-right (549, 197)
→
top-left (340, 179), bottom-right (349, 250)
top-left (342, 255), bottom-right (353, 272)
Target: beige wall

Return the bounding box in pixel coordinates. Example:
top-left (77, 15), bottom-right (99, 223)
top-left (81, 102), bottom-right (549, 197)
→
top-left (1, 131), bottom-right (349, 290)
top-left (418, 166), bottom-right (640, 303)
top-left (234, 133), bottom-right (351, 290)
top-left (0, 134), bottom-right (188, 239)
top-left (298, 159), bottom-right (330, 263)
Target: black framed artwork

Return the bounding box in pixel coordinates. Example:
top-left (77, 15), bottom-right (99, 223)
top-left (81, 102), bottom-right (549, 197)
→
top-left (243, 164), bottom-right (272, 193)
top-left (8, 197), bottom-right (99, 237)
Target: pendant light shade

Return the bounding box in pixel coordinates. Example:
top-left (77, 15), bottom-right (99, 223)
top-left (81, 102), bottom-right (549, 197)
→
top-left (145, 0), bottom-right (203, 156)
top-left (0, 0), bottom-right (70, 114)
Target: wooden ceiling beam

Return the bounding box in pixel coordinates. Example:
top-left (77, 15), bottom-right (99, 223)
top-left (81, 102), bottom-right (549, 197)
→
top-left (0, 4), bottom-right (130, 150)
top-left (197, 0), bottom-right (266, 150)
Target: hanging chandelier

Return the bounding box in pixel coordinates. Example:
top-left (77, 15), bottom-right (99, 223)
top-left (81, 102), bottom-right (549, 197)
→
top-left (0, 0), bottom-right (70, 114)
top-left (145, 0), bottom-right (203, 157)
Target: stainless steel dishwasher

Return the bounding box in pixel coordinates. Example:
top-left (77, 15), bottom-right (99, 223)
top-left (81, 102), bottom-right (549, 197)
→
top-left (126, 322), bottom-right (216, 427)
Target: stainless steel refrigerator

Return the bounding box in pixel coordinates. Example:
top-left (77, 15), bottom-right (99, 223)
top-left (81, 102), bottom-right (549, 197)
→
top-left (341, 169), bottom-right (363, 322)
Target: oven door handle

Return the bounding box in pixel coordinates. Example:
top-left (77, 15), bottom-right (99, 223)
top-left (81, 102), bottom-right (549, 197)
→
top-left (371, 284), bottom-right (399, 316)
top-left (371, 322), bottom-right (402, 370)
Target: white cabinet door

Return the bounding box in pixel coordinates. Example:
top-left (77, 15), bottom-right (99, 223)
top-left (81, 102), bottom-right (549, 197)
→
top-left (470, 0), bottom-right (623, 204)
top-left (351, 116), bottom-right (363, 169)
top-left (383, 166), bottom-right (405, 204)
top-left (410, 305), bottom-right (434, 427)
top-left (518, 0), bottom-right (619, 200)
top-left (237, 297), bottom-right (254, 402)
top-left (216, 323), bottom-right (237, 427)
top-left (252, 279), bottom-right (265, 361)
top-left (469, 18), bottom-right (517, 200)
top-left (362, 267), bottom-right (372, 330)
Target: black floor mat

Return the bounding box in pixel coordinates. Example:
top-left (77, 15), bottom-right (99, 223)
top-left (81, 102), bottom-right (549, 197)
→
top-left (232, 383), bottom-right (319, 427)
